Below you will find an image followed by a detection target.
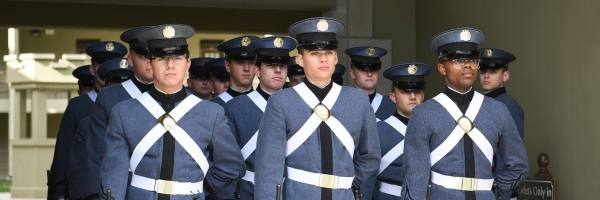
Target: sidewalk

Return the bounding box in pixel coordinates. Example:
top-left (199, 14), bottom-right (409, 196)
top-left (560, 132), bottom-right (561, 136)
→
top-left (0, 193), bottom-right (44, 200)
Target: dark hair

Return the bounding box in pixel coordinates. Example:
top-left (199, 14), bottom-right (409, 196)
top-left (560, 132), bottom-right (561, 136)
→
top-left (297, 46), bottom-right (305, 54)
top-left (255, 60), bottom-right (263, 68)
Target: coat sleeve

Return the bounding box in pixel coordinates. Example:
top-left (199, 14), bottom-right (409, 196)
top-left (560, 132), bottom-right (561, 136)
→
top-left (99, 105), bottom-right (130, 200)
top-left (254, 96), bottom-right (286, 200)
top-left (352, 100), bottom-right (381, 186)
top-left (87, 92), bottom-right (110, 175)
top-left (401, 106), bottom-right (431, 200)
top-left (494, 106), bottom-right (528, 195)
top-left (204, 105), bottom-right (246, 192)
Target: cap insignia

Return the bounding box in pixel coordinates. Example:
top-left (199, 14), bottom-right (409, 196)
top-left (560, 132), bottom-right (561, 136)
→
top-left (460, 29), bottom-right (471, 41)
top-left (119, 59), bottom-right (128, 69)
top-left (274, 37), bottom-right (284, 48)
top-left (484, 48), bottom-right (492, 57)
top-left (163, 26), bottom-right (175, 38)
top-left (367, 47), bottom-right (375, 56)
top-left (242, 37), bottom-right (251, 46)
top-left (105, 42), bottom-right (114, 51)
top-left (317, 19), bottom-right (329, 32)
top-left (408, 64), bottom-right (418, 75)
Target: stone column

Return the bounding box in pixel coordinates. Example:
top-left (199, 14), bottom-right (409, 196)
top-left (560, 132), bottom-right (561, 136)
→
top-left (30, 89), bottom-right (47, 139)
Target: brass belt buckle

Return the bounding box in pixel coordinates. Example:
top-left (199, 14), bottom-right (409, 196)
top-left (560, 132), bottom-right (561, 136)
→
top-left (158, 114), bottom-right (177, 131)
top-left (457, 116), bottom-right (474, 133)
top-left (318, 173), bottom-right (339, 189)
top-left (458, 177), bottom-right (478, 191)
top-left (313, 103), bottom-right (331, 121)
top-left (156, 179), bottom-right (176, 194)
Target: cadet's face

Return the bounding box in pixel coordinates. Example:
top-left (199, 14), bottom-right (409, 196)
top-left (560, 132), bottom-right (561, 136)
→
top-left (256, 63), bottom-right (288, 93)
top-left (89, 62), bottom-right (105, 90)
top-left (350, 67), bottom-right (379, 92)
top-left (288, 74), bottom-right (305, 87)
top-left (211, 77), bottom-right (229, 96)
top-left (187, 76), bottom-right (213, 99)
top-left (390, 88), bottom-right (424, 117)
top-left (226, 59), bottom-right (256, 87)
top-left (149, 55), bottom-right (190, 91)
top-left (479, 68), bottom-right (509, 92)
top-left (128, 51), bottom-right (153, 83)
top-left (438, 57), bottom-right (478, 92)
top-left (297, 50), bottom-right (338, 83)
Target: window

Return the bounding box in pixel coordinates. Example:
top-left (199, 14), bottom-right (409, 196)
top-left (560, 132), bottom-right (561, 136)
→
top-left (200, 40), bottom-right (224, 58)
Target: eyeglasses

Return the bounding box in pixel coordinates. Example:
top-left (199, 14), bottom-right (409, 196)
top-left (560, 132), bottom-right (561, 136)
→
top-left (151, 56), bottom-right (187, 66)
top-left (440, 58), bottom-right (480, 69)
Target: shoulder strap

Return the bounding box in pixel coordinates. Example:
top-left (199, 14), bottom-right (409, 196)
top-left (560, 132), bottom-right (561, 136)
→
top-left (87, 90), bottom-right (97, 102)
top-left (121, 79), bottom-right (142, 98)
top-left (219, 92), bottom-right (234, 103)
top-left (371, 93), bottom-right (383, 113)
top-left (246, 91), bottom-right (267, 112)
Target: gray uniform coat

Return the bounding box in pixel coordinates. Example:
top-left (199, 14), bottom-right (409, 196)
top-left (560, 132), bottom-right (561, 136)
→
top-left (100, 91), bottom-right (245, 199)
top-left (224, 91), bottom-right (267, 200)
top-left (401, 91), bottom-right (528, 200)
top-left (254, 83), bottom-right (381, 200)
top-left (67, 117), bottom-right (91, 199)
top-left (373, 92), bottom-right (396, 121)
top-left (362, 114), bottom-right (407, 200)
top-left (50, 90), bottom-right (96, 198)
top-left (487, 87), bottom-right (525, 200)
top-left (85, 80), bottom-right (150, 197)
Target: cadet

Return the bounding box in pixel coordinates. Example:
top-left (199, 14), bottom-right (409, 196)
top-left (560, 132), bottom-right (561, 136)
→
top-left (401, 28), bottom-right (528, 199)
top-left (211, 36), bottom-right (260, 106)
top-left (68, 58), bottom-right (134, 199)
top-left (346, 46), bottom-right (396, 121)
top-left (73, 65), bottom-right (95, 95)
top-left (479, 48), bottom-right (524, 200)
top-left (47, 64), bottom-right (92, 199)
top-left (188, 57), bottom-right (214, 100)
top-left (49, 41), bottom-right (127, 200)
top-left (226, 36), bottom-right (296, 199)
top-left (332, 63), bottom-right (346, 85)
top-left (84, 26), bottom-right (155, 199)
top-left (287, 56), bottom-right (305, 87)
top-left (254, 17), bottom-right (381, 200)
top-left (362, 62), bottom-right (431, 200)
top-left (207, 57), bottom-right (230, 96)
top-left (99, 24), bottom-right (245, 199)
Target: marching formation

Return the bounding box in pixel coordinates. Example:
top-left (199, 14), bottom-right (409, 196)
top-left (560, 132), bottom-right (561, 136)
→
top-left (48, 17), bottom-right (528, 200)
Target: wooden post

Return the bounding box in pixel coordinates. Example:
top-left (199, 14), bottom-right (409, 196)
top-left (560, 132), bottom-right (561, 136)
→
top-left (535, 153), bottom-right (553, 179)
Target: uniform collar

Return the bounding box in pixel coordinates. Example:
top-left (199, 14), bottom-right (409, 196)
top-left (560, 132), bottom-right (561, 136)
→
top-left (444, 86), bottom-right (474, 113)
top-left (444, 86), bottom-right (474, 105)
top-left (484, 86), bottom-right (506, 98)
top-left (132, 75), bottom-right (154, 93)
top-left (256, 85), bottom-right (271, 101)
top-left (368, 90), bottom-right (377, 103)
top-left (394, 111), bottom-right (409, 125)
top-left (227, 86), bottom-right (253, 98)
top-left (149, 86), bottom-right (187, 113)
top-left (303, 78), bottom-right (333, 102)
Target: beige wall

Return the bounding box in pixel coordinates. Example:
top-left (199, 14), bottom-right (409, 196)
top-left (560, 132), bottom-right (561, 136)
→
top-left (416, 0), bottom-right (599, 199)
top-left (370, 0), bottom-right (416, 95)
top-left (17, 28), bottom-right (285, 58)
